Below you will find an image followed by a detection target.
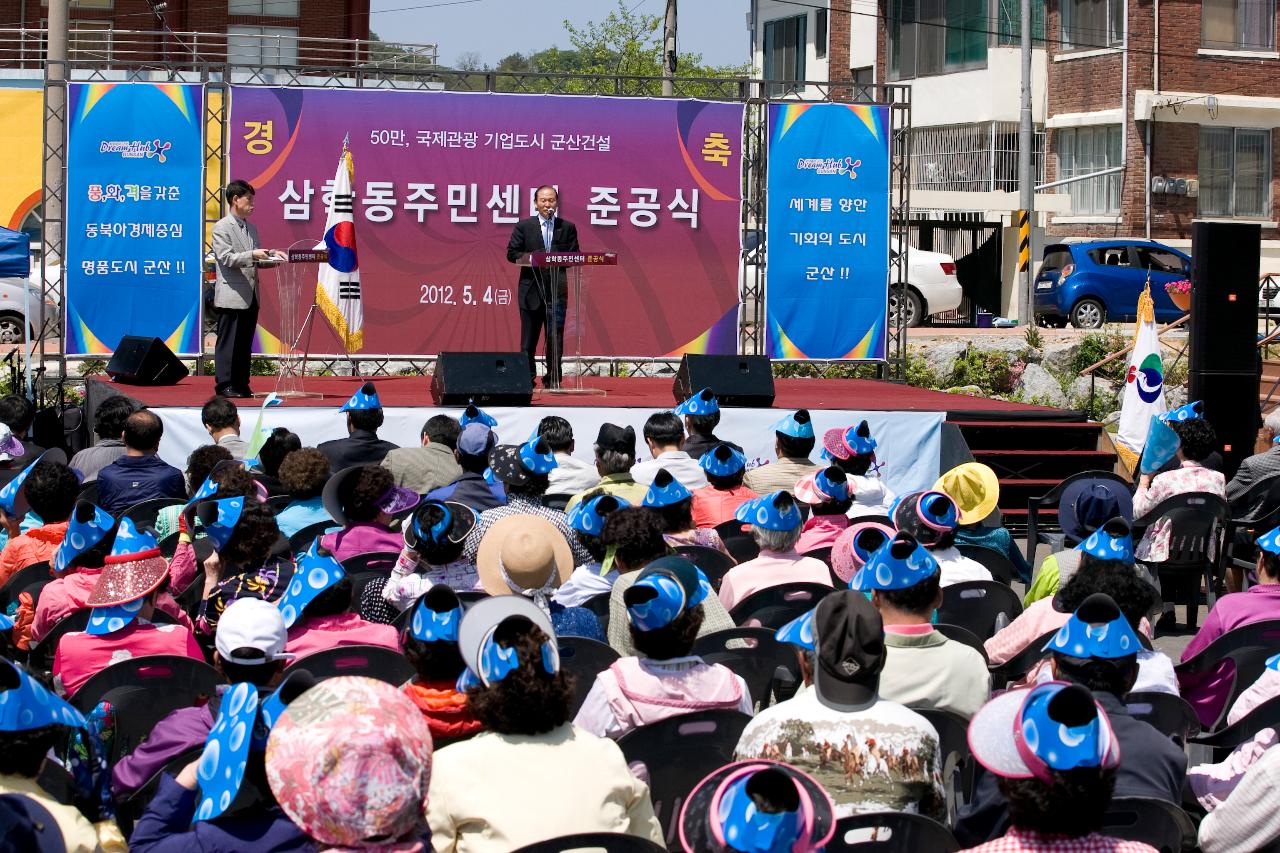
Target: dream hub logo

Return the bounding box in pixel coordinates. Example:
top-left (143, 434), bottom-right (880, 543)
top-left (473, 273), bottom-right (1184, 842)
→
top-left (796, 156), bottom-right (861, 179)
top-left (99, 139), bottom-right (173, 163)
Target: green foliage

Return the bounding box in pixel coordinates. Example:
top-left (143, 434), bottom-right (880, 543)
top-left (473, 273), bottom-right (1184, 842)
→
top-left (946, 346), bottom-right (1019, 395)
top-left (77, 359), bottom-right (107, 377)
top-left (904, 353), bottom-right (938, 388)
top-left (250, 358), bottom-right (276, 377)
top-left (1071, 330), bottom-right (1128, 381)
top-left (773, 362), bottom-right (880, 380)
top-left (1024, 324), bottom-right (1043, 350)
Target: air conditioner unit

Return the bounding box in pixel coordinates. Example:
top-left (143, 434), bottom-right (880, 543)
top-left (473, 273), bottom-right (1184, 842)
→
top-left (1186, 179), bottom-right (1199, 198)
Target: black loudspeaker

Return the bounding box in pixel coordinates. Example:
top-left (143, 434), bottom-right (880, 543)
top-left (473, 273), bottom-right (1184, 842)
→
top-left (673, 355), bottom-right (775, 408)
top-left (430, 352), bottom-right (532, 406)
top-left (1188, 221), bottom-right (1263, 479)
top-left (1189, 222), bottom-right (1261, 374)
top-left (106, 336), bottom-right (189, 385)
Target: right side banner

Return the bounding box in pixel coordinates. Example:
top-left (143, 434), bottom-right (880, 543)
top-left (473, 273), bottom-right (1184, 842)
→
top-left (766, 104), bottom-right (891, 359)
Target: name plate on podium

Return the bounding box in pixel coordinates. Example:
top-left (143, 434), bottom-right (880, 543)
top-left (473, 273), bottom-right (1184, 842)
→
top-left (288, 248), bottom-right (330, 264)
top-left (530, 252), bottom-right (618, 267)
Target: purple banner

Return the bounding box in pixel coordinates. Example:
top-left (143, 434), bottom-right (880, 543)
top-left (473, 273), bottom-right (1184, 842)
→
top-left (229, 87), bottom-right (744, 357)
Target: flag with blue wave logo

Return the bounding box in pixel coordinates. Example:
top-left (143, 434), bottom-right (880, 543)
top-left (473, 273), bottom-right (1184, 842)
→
top-left (1116, 283), bottom-right (1167, 469)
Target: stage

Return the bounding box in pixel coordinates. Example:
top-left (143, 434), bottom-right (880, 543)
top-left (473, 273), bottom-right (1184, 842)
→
top-left (84, 375), bottom-right (1069, 498)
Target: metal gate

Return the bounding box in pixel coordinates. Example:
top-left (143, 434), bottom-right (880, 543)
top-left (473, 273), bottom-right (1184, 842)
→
top-left (908, 219), bottom-right (1004, 325)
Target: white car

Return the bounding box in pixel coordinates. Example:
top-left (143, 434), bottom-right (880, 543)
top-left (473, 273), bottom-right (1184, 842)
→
top-left (889, 239), bottom-right (964, 328)
top-left (0, 251), bottom-right (60, 344)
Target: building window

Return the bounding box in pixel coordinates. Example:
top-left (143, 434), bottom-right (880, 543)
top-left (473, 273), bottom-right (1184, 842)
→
top-left (815, 9), bottom-right (828, 59)
top-left (1061, 0), bottom-right (1123, 49)
top-left (912, 122), bottom-right (1045, 192)
top-left (41, 0), bottom-right (113, 7)
top-left (227, 25), bottom-right (299, 67)
top-left (763, 15), bottom-right (806, 95)
top-left (229, 0), bottom-right (300, 15)
top-left (888, 0), bottom-right (988, 81)
top-left (1202, 0), bottom-right (1276, 50)
top-left (996, 0), bottom-right (1046, 45)
top-left (1056, 125), bottom-right (1121, 215)
top-left (1199, 127), bottom-right (1271, 218)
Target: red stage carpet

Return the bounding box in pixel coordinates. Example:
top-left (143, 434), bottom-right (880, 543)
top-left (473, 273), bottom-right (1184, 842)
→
top-left (87, 375), bottom-right (1065, 419)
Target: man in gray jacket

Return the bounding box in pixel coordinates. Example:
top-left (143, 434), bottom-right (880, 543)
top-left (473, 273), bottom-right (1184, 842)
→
top-left (211, 179), bottom-right (278, 397)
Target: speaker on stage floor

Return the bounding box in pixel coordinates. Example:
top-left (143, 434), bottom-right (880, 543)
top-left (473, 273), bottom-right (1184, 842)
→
top-left (673, 355), bottom-right (775, 408)
top-left (431, 352), bottom-right (533, 406)
top-left (106, 336), bottom-right (189, 386)
top-left (1188, 222), bottom-right (1262, 479)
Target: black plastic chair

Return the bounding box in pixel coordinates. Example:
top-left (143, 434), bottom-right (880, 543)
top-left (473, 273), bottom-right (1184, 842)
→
top-left (157, 530), bottom-right (180, 559)
top-left (1101, 797), bottom-right (1197, 853)
top-left (512, 833), bottom-right (667, 853)
top-left (802, 546), bottom-right (834, 567)
top-left (826, 812), bottom-right (960, 852)
top-left (673, 545), bottom-right (736, 591)
top-left (289, 520), bottom-right (337, 554)
top-left (341, 552), bottom-right (400, 573)
top-left (616, 709), bottom-right (753, 848)
top-left (117, 746), bottom-right (204, 836)
top-left (1174, 618), bottom-right (1280, 729)
top-left (291, 644), bottom-right (415, 686)
top-left (956, 545), bottom-right (1017, 585)
top-left (988, 629), bottom-right (1058, 692)
top-left (933, 623), bottom-right (989, 664)
top-left (77, 480), bottom-right (99, 502)
top-left (175, 569), bottom-right (206, 618)
top-left (690, 627), bottom-right (796, 712)
top-left (1024, 470), bottom-right (1132, 566)
top-left (27, 609), bottom-right (91, 675)
top-left (580, 592), bottom-right (612, 635)
top-left (912, 707), bottom-right (976, 825)
top-left (714, 519), bottom-right (759, 564)
top-left (73, 655), bottom-right (224, 765)
top-left (1124, 691), bottom-right (1201, 745)
top-left (1132, 491), bottom-right (1229, 630)
top-left (728, 583), bottom-right (833, 630)
top-left (557, 636), bottom-right (620, 718)
top-left (0, 560), bottom-right (52, 611)
top-left (1190, 694), bottom-right (1280, 763)
top-left (542, 493), bottom-right (573, 512)
top-left (116, 497), bottom-right (183, 528)
top-left (265, 494), bottom-right (293, 513)
top-left (346, 570), bottom-right (391, 610)
top-left (936, 581), bottom-right (1023, 641)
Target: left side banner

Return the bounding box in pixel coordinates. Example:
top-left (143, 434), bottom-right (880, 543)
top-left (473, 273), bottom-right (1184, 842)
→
top-left (65, 83), bottom-right (204, 355)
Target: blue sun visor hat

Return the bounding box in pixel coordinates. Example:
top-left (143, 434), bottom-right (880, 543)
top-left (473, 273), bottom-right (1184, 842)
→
top-left (701, 444), bottom-right (747, 477)
top-left (1161, 400), bottom-right (1204, 423)
top-left (1042, 593), bottom-right (1142, 660)
top-left (890, 490), bottom-right (959, 547)
top-left (772, 409), bottom-right (814, 439)
top-left (193, 497), bottom-right (246, 552)
top-left (851, 531), bottom-right (940, 592)
top-left (195, 682), bottom-right (258, 821)
top-left (776, 609), bottom-right (815, 651)
top-left (623, 556), bottom-right (710, 633)
top-left (459, 402), bottom-right (498, 429)
top-left (794, 467), bottom-right (850, 505)
top-left (678, 761), bottom-right (836, 853)
top-left (675, 388), bottom-right (719, 416)
top-left (1140, 415), bottom-right (1181, 475)
top-left (1076, 517), bottom-right (1135, 564)
top-left (968, 681), bottom-right (1120, 784)
top-left (518, 437), bottom-right (558, 475)
top-left (0, 657), bottom-right (86, 730)
top-left (52, 500), bottom-right (118, 574)
top-left (1258, 525), bottom-right (1280, 556)
top-left (407, 585), bottom-right (463, 644)
top-left (277, 542), bottom-right (346, 628)
top-left (734, 490), bottom-right (803, 531)
top-left (567, 494), bottom-right (630, 536)
top-left (0, 451), bottom-right (49, 518)
top-left (644, 469), bottom-right (693, 508)
top-left (456, 596), bottom-right (559, 692)
top-left (339, 381), bottom-right (381, 412)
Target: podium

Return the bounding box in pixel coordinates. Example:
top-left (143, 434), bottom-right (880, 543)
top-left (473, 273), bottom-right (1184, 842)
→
top-left (257, 240), bottom-right (330, 398)
top-left (528, 251), bottom-right (617, 395)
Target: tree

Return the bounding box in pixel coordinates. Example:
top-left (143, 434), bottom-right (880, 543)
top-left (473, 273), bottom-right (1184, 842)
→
top-left (454, 51), bottom-right (485, 72)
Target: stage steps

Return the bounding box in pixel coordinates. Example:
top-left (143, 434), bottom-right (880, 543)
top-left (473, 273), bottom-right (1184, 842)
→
top-left (1261, 359), bottom-right (1280, 412)
top-left (952, 419), bottom-right (1120, 534)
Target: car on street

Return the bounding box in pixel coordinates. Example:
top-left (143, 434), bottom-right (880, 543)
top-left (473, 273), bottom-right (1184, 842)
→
top-left (889, 239), bottom-right (965, 328)
top-left (0, 238), bottom-right (57, 345)
top-left (1034, 239), bottom-right (1189, 329)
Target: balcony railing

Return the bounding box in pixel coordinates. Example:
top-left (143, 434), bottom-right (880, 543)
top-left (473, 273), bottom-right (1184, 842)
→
top-left (0, 28), bottom-right (438, 72)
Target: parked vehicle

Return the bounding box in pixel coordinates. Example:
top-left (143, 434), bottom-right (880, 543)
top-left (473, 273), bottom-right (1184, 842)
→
top-left (889, 239), bottom-right (964, 327)
top-left (1034, 239), bottom-right (1189, 329)
top-left (0, 230), bottom-right (57, 344)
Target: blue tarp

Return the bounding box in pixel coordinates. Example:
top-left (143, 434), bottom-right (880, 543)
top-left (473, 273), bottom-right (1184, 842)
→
top-left (0, 228), bottom-right (29, 279)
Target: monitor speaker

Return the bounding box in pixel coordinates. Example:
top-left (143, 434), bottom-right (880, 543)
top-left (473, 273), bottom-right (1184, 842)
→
top-left (430, 352), bottom-right (533, 406)
top-left (1189, 369), bottom-right (1261, 479)
top-left (673, 354), bottom-right (775, 408)
top-left (1190, 222), bottom-right (1261, 374)
top-left (105, 336), bottom-right (189, 385)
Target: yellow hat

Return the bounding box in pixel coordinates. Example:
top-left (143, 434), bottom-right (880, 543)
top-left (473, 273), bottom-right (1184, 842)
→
top-left (933, 463), bottom-right (999, 525)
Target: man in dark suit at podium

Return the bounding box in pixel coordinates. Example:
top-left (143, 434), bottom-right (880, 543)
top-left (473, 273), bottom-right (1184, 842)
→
top-left (507, 185), bottom-right (579, 389)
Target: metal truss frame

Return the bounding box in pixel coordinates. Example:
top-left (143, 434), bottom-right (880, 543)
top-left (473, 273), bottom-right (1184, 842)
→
top-left (38, 60), bottom-right (911, 385)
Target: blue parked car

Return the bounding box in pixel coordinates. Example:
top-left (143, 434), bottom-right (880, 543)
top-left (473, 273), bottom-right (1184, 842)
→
top-left (1034, 239), bottom-right (1190, 329)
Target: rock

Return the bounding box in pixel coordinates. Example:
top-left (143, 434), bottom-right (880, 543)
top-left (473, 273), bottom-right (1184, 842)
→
top-left (920, 340), bottom-right (969, 382)
top-left (1067, 374), bottom-right (1117, 408)
top-left (945, 385), bottom-right (984, 397)
top-left (1042, 342), bottom-right (1080, 376)
top-left (1165, 385), bottom-right (1188, 408)
top-left (1103, 410), bottom-right (1121, 425)
top-left (1015, 363), bottom-right (1068, 408)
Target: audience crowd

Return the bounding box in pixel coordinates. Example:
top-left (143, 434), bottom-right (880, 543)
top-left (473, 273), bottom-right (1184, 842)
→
top-left (0, 384), bottom-right (1268, 852)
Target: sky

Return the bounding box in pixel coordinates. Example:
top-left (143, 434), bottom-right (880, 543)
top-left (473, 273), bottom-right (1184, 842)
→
top-left (367, 0), bottom-right (754, 69)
